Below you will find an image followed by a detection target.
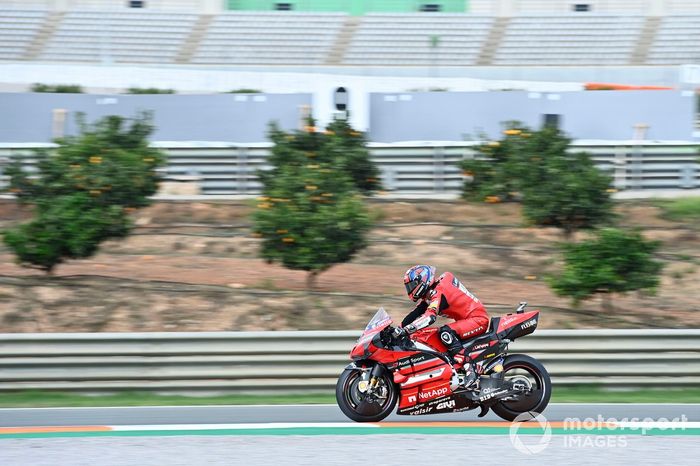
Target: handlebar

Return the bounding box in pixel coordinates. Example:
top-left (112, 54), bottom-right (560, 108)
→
top-left (383, 325), bottom-right (411, 348)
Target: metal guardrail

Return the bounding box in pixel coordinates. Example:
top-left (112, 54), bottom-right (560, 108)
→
top-left (1, 141), bottom-right (698, 194)
top-left (0, 329), bottom-right (698, 393)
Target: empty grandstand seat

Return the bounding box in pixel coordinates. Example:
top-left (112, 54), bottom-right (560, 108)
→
top-left (343, 13), bottom-right (493, 66)
top-left (0, 9), bottom-right (47, 60)
top-left (39, 10), bottom-right (197, 63)
top-left (647, 15), bottom-right (700, 64)
top-left (191, 12), bottom-right (346, 65)
top-left (493, 14), bottom-right (644, 65)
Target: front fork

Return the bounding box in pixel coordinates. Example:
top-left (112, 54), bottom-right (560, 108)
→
top-left (366, 364), bottom-right (387, 395)
top-left (355, 363), bottom-right (387, 398)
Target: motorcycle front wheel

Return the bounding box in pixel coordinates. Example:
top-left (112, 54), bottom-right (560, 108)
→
top-left (336, 365), bottom-right (398, 423)
top-left (491, 353), bottom-right (552, 422)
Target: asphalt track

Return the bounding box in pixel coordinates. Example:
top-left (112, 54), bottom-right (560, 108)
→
top-left (1, 404), bottom-right (699, 466)
top-left (1, 403), bottom-right (699, 426)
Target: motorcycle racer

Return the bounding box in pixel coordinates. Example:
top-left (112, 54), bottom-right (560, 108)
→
top-left (395, 265), bottom-right (490, 385)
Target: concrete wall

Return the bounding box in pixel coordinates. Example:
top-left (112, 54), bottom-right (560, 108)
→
top-left (368, 90), bottom-right (696, 142)
top-left (0, 93), bottom-right (311, 143)
top-left (0, 90), bottom-right (695, 143)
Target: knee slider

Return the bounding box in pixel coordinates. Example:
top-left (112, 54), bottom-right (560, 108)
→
top-left (439, 325), bottom-right (459, 347)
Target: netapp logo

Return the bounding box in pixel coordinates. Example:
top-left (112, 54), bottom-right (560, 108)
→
top-left (419, 387), bottom-right (448, 400)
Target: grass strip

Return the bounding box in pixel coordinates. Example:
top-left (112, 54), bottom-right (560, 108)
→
top-left (655, 197), bottom-right (700, 222)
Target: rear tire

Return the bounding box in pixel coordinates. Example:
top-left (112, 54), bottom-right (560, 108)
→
top-left (491, 354), bottom-right (551, 422)
top-left (336, 365), bottom-right (398, 423)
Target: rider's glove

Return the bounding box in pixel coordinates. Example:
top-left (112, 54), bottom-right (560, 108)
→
top-left (392, 327), bottom-right (407, 340)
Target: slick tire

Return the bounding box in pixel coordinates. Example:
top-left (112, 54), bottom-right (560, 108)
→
top-left (336, 366), bottom-right (398, 423)
top-left (491, 354), bottom-right (552, 422)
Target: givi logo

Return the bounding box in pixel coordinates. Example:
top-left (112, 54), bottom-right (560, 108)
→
top-left (418, 387), bottom-right (448, 400)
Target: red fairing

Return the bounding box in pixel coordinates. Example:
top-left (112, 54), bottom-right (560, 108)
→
top-left (412, 328), bottom-right (448, 353)
top-left (497, 310), bottom-right (539, 333)
top-left (345, 305), bottom-right (543, 417)
top-left (398, 366), bottom-right (453, 408)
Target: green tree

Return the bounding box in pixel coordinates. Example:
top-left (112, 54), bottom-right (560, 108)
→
top-left (3, 194), bottom-right (130, 272)
top-left (3, 114), bottom-right (166, 273)
top-left (460, 122), bottom-right (532, 202)
top-left (520, 136), bottom-right (613, 238)
top-left (548, 228), bottom-right (664, 310)
top-left (461, 124), bottom-right (613, 236)
top-left (325, 118), bottom-right (381, 193)
top-left (253, 123), bottom-right (371, 288)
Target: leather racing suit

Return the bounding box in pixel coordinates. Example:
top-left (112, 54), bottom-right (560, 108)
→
top-left (401, 272), bottom-right (489, 360)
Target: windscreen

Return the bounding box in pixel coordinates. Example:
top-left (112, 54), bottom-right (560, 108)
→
top-left (364, 307), bottom-right (392, 332)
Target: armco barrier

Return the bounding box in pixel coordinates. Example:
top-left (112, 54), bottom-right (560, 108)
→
top-left (0, 329), bottom-right (698, 393)
top-left (1, 141), bottom-right (699, 194)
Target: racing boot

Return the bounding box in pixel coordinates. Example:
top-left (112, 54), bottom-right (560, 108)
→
top-left (461, 360), bottom-right (478, 389)
top-left (439, 326), bottom-right (475, 386)
top-left (439, 325), bottom-right (463, 364)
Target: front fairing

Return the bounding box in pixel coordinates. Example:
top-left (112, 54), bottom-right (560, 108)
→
top-left (350, 308), bottom-right (393, 360)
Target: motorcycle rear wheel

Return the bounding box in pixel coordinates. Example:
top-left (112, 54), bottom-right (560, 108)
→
top-left (491, 354), bottom-right (552, 422)
top-left (336, 365), bottom-right (398, 423)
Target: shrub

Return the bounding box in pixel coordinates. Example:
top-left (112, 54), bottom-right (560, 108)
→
top-left (3, 113), bottom-right (166, 273)
top-left (253, 121), bottom-right (372, 288)
top-left (461, 123), bottom-right (613, 236)
top-left (30, 83), bottom-right (83, 93)
top-left (548, 228), bottom-right (663, 309)
top-left (126, 87), bottom-right (176, 94)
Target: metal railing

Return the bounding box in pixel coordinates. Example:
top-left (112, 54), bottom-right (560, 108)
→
top-left (0, 329), bottom-right (698, 393)
top-left (1, 141), bottom-right (699, 195)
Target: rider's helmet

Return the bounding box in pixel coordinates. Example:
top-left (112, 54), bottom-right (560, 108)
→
top-left (403, 265), bottom-right (437, 302)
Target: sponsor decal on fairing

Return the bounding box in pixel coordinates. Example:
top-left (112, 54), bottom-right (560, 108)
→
top-left (418, 387), bottom-right (448, 401)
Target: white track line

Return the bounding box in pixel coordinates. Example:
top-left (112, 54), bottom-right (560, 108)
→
top-left (612, 421), bottom-right (700, 429)
top-left (111, 423), bottom-right (377, 431)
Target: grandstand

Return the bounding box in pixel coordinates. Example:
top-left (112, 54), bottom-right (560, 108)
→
top-left (40, 10), bottom-right (198, 63)
top-left (0, 1), bottom-right (699, 66)
top-left (343, 14), bottom-right (493, 66)
top-left (647, 15), bottom-right (700, 65)
top-left (493, 15), bottom-right (645, 65)
top-left (192, 12), bottom-right (346, 65)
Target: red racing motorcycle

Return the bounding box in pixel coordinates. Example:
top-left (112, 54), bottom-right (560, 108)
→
top-left (336, 303), bottom-right (551, 422)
